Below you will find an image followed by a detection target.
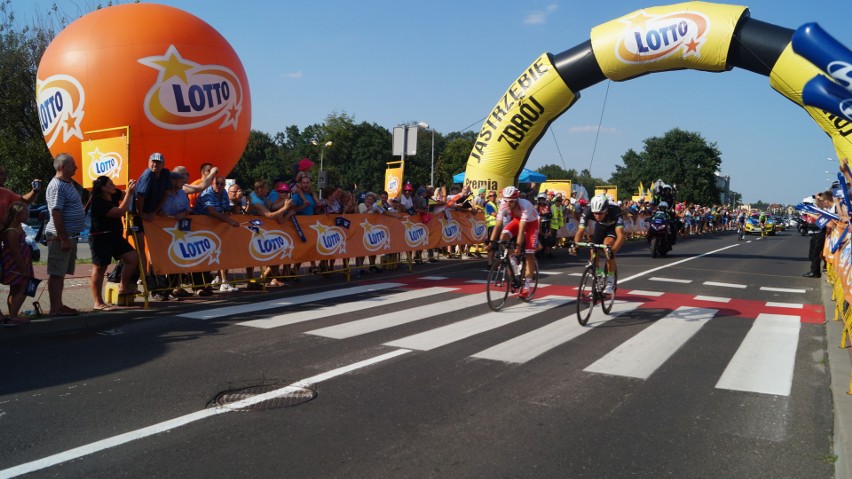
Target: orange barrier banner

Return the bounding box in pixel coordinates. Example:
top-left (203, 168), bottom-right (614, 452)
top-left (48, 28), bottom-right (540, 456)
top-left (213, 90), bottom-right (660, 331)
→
top-left (144, 211), bottom-right (487, 275)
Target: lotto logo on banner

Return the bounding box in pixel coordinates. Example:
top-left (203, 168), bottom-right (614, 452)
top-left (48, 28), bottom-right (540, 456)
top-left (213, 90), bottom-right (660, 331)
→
top-left (248, 228), bottom-right (295, 262)
top-left (81, 136), bottom-right (128, 188)
top-left (468, 217), bottom-right (487, 242)
top-left (140, 45), bottom-right (245, 131)
top-left (615, 10), bottom-right (708, 64)
top-left (440, 217), bottom-right (462, 243)
top-left (165, 227), bottom-right (221, 267)
top-left (360, 219), bottom-right (391, 252)
top-left (36, 74), bottom-right (85, 148)
top-left (402, 219), bottom-right (429, 248)
top-left (310, 221), bottom-right (347, 256)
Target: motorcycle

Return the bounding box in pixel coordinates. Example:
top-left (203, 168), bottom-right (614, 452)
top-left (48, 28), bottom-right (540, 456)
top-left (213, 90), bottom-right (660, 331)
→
top-left (645, 216), bottom-right (671, 258)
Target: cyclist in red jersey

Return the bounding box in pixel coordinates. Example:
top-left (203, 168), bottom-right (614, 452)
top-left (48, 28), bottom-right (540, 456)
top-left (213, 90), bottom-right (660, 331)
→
top-left (487, 186), bottom-right (540, 299)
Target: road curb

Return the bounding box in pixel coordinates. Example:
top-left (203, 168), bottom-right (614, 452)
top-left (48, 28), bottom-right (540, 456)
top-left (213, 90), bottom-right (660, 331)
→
top-left (821, 278), bottom-right (852, 479)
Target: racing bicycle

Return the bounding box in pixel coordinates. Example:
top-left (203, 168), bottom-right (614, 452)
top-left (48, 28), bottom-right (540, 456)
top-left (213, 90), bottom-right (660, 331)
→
top-left (572, 241), bottom-right (617, 325)
top-left (736, 222), bottom-right (746, 241)
top-left (485, 240), bottom-right (539, 311)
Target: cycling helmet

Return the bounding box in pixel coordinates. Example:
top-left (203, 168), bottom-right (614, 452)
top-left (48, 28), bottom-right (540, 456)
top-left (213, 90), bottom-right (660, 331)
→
top-left (502, 186), bottom-right (520, 199)
top-left (658, 201), bottom-right (669, 209)
top-left (590, 194), bottom-right (608, 213)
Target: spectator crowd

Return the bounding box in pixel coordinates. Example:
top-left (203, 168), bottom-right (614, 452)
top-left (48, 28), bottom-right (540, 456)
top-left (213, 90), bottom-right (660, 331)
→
top-left (0, 153), bottom-right (802, 326)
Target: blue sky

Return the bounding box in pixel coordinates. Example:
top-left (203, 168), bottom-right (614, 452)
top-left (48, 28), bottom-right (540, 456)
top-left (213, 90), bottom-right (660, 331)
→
top-left (25, 0), bottom-right (852, 204)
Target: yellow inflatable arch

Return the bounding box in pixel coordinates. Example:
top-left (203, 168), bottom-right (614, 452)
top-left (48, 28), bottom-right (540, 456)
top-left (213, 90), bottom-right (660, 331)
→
top-left (463, 1), bottom-right (852, 193)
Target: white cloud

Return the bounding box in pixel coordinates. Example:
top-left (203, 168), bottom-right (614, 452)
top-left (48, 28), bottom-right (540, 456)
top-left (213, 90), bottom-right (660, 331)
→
top-left (286, 71), bottom-right (303, 79)
top-left (523, 4), bottom-right (558, 25)
top-left (569, 125), bottom-right (621, 135)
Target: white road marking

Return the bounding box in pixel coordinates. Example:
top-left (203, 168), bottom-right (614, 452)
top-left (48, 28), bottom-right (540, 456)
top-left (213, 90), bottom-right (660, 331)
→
top-left (0, 349), bottom-right (411, 479)
top-left (649, 277), bottom-right (692, 283)
top-left (238, 287), bottom-right (456, 329)
top-left (178, 283), bottom-right (406, 320)
top-left (760, 287), bottom-right (806, 294)
top-left (471, 302), bottom-right (642, 363)
top-left (419, 276), bottom-right (447, 280)
top-left (567, 272), bottom-right (584, 277)
top-left (466, 279), bottom-right (488, 284)
top-left (619, 243), bottom-right (741, 284)
top-left (538, 271), bottom-right (562, 275)
top-left (766, 302), bottom-right (803, 309)
top-left (307, 293), bottom-right (489, 339)
top-left (703, 281), bottom-right (747, 289)
top-left (583, 307), bottom-right (718, 379)
top-left (693, 295), bottom-right (731, 303)
top-left (627, 290), bottom-right (665, 297)
top-left (715, 313), bottom-right (801, 396)
top-left (385, 296), bottom-right (572, 351)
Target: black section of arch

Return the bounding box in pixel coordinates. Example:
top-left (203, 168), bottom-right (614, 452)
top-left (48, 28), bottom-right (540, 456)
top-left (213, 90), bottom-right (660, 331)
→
top-left (551, 40), bottom-right (607, 92)
top-left (728, 16), bottom-right (794, 76)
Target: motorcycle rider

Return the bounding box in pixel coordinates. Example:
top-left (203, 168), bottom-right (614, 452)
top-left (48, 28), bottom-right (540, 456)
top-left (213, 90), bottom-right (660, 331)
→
top-left (570, 194), bottom-right (625, 295)
top-left (656, 201), bottom-right (678, 248)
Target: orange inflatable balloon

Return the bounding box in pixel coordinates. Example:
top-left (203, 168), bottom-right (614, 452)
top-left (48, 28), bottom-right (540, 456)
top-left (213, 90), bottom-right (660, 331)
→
top-left (36, 3), bottom-right (251, 184)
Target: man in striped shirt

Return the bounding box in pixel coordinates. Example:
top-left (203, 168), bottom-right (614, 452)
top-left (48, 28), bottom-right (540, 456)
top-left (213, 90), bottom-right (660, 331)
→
top-left (45, 153), bottom-right (85, 316)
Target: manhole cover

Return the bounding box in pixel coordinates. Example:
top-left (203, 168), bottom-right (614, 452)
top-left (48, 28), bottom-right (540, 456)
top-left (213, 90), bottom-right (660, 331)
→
top-left (209, 383), bottom-right (316, 411)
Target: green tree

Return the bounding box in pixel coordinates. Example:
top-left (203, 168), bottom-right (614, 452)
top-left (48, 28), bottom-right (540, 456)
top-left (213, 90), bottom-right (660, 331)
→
top-left (536, 164), bottom-right (575, 181)
top-left (440, 132), bottom-right (475, 187)
top-left (0, 1), bottom-right (61, 199)
top-left (609, 128), bottom-right (722, 205)
top-left (229, 129), bottom-right (286, 188)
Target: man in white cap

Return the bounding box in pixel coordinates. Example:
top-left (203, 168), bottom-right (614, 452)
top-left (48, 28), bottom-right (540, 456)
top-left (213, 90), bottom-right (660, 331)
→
top-left (134, 152), bottom-right (171, 278)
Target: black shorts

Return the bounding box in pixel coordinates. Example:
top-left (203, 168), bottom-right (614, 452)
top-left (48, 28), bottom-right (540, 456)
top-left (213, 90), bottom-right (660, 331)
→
top-left (592, 224), bottom-right (620, 244)
top-left (90, 233), bottom-right (136, 267)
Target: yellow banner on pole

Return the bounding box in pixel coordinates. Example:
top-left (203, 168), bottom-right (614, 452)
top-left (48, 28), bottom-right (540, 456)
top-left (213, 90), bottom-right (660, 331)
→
top-left (539, 180), bottom-right (572, 199)
top-left (80, 136), bottom-right (129, 188)
top-left (385, 161), bottom-right (404, 197)
top-left (595, 185), bottom-right (618, 201)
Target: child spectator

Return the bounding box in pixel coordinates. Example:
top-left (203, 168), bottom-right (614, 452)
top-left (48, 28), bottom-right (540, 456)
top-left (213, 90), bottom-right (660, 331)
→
top-left (1, 201), bottom-right (35, 325)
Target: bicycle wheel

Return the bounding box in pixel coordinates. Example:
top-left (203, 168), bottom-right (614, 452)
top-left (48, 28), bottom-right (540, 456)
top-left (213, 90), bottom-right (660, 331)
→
top-left (601, 264), bottom-right (617, 314)
top-left (520, 258), bottom-right (539, 302)
top-left (486, 260), bottom-right (511, 311)
top-left (576, 266), bottom-right (595, 325)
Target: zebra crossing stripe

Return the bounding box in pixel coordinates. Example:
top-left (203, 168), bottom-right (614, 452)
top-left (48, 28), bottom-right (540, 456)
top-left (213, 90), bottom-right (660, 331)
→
top-left (178, 282), bottom-right (407, 320)
top-left (649, 277), bottom-right (692, 283)
top-left (384, 296), bottom-right (572, 351)
top-left (703, 281), bottom-right (747, 289)
top-left (760, 287), bottom-right (806, 294)
top-left (694, 295), bottom-right (731, 303)
top-left (766, 302), bottom-right (803, 309)
top-left (583, 306), bottom-right (718, 379)
top-left (471, 301), bottom-right (642, 363)
top-left (627, 290), bottom-right (665, 297)
top-left (306, 293), bottom-right (489, 339)
top-left (238, 287), bottom-right (457, 329)
top-left (715, 313), bottom-right (800, 396)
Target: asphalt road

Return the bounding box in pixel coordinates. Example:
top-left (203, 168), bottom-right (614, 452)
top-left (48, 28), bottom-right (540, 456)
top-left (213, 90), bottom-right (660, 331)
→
top-left (0, 230), bottom-right (837, 478)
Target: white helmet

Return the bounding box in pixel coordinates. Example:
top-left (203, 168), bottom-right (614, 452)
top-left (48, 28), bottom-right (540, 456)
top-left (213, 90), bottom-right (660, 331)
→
top-left (658, 201), bottom-right (669, 209)
top-left (502, 186), bottom-right (520, 199)
top-left (590, 194), bottom-right (608, 213)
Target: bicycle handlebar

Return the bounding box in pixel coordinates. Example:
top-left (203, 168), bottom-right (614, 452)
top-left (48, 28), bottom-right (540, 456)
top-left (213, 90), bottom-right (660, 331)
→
top-left (569, 241), bottom-right (613, 259)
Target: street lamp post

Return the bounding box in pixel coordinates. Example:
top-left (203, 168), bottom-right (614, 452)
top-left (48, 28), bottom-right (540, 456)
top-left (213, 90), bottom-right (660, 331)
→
top-left (312, 139), bottom-right (333, 171)
top-left (311, 140), bottom-right (333, 198)
top-left (418, 122), bottom-right (434, 186)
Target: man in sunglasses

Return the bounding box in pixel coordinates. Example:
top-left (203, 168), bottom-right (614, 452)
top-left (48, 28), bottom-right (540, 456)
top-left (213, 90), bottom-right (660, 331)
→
top-left (571, 194), bottom-right (625, 295)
